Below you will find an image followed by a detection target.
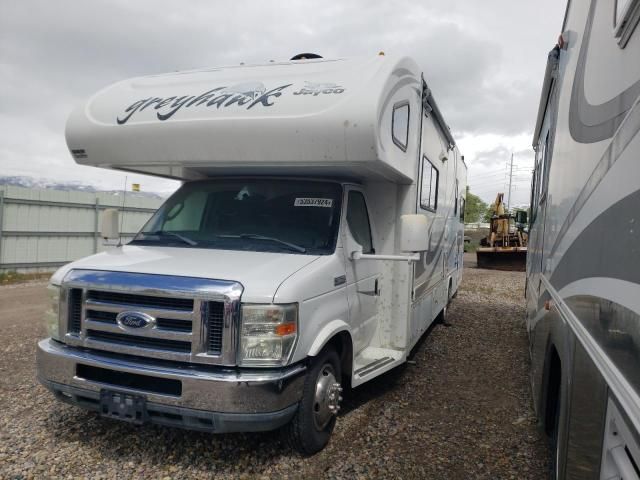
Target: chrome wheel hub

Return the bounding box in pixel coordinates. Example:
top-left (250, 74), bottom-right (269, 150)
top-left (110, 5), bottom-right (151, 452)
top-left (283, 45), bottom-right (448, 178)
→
top-left (312, 364), bottom-right (343, 430)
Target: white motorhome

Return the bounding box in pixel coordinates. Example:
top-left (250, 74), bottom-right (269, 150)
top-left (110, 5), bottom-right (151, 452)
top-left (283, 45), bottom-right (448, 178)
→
top-left (37, 54), bottom-right (467, 453)
top-left (528, 1), bottom-right (640, 477)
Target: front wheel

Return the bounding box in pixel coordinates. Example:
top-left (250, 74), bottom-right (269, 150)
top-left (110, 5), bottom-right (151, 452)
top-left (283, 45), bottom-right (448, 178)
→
top-left (283, 347), bottom-right (343, 455)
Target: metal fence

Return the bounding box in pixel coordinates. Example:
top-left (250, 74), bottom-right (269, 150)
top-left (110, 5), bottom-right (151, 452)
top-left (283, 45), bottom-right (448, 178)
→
top-left (464, 222), bottom-right (490, 230)
top-left (0, 185), bottom-right (163, 272)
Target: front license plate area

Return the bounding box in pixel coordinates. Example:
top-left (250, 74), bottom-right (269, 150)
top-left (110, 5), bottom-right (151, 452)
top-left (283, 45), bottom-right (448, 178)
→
top-left (100, 390), bottom-right (147, 425)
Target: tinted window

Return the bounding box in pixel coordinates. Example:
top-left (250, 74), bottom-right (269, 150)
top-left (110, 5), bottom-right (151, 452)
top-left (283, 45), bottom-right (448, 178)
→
top-left (420, 156), bottom-right (439, 211)
top-left (346, 191), bottom-right (374, 254)
top-left (133, 180), bottom-right (342, 255)
top-left (392, 103), bottom-right (410, 151)
top-left (460, 198), bottom-right (465, 222)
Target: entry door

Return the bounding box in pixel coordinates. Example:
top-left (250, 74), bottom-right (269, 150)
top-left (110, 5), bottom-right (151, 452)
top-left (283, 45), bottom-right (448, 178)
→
top-left (414, 154), bottom-right (444, 297)
top-left (342, 188), bottom-right (381, 354)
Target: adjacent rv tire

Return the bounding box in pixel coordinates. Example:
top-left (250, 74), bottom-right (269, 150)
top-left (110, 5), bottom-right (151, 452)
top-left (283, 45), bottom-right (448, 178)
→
top-left (549, 397), bottom-right (560, 479)
top-left (283, 347), bottom-right (342, 455)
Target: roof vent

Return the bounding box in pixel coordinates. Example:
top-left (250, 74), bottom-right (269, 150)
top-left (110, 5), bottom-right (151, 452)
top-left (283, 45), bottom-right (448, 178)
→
top-left (290, 53), bottom-right (323, 60)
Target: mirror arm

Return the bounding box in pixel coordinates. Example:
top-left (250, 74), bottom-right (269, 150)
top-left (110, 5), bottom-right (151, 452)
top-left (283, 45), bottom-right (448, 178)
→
top-left (352, 252), bottom-right (421, 262)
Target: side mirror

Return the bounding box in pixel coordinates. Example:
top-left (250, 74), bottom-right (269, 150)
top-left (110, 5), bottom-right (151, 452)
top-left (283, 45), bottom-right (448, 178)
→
top-left (101, 208), bottom-right (120, 241)
top-left (345, 229), bottom-right (364, 260)
top-left (399, 214), bottom-right (429, 252)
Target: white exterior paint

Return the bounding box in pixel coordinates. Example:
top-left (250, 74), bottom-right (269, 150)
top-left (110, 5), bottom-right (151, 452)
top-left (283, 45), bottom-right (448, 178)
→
top-left (527, 0), bottom-right (640, 475)
top-left (66, 56), bottom-right (425, 183)
top-left (52, 55), bottom-right (467, 390)
top-left (51, 246), bottom-right (322, 305)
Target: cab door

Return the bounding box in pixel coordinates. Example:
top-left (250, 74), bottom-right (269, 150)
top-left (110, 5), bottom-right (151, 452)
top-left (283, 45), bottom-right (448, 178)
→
top-left (341, 187), bottom-right (381, 354)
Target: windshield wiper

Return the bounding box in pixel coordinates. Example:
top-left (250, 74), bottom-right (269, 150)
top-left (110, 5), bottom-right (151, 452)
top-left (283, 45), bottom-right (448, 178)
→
top-left (218, 234), bottom-right (306, 253)
top-left (138, 230), bottom-right (198, 246)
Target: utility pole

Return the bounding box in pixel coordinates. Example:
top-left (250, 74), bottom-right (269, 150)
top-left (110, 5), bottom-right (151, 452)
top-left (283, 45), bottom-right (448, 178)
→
top-left (507, 152), bottom-right (514, 212)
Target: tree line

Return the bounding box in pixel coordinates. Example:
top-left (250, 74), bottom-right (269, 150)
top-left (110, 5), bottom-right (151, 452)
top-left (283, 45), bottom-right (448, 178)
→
top-left (463, 188), bottom-right (527, 223)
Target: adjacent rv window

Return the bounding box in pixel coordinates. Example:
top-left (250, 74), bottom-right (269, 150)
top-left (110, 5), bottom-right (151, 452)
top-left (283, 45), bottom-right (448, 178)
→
top-left (616, 0), bottom-right (632, 23)
top-left (539, 132), bottom-right (551, 202)
top-left (420, 156), bottom-right (439, 211)
top-left (529, 174), bottom-right (537, 224)
top-left (530, 131), bottom-right (550, 223)
top-left (460, 197), bottom-right (465, 222)
top-left (346, 191), bottom-right (374, 254)
top-left (614, 0), bottom-right (640, 47)
top-left (392, 102), bottom-right (410, 151)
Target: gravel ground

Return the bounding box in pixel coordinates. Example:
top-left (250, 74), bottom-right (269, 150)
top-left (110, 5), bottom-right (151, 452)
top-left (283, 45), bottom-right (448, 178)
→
top-left (0, 255), bottom-right (549, 479)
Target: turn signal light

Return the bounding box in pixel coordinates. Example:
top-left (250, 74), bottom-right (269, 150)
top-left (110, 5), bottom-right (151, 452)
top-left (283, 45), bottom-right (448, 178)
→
top-left (276, 323), bottom-right (297, 336)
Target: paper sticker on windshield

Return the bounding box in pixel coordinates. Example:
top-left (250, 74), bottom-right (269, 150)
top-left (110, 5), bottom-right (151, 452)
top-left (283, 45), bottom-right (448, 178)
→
top-left (294, 198), bottom-right (333, 208)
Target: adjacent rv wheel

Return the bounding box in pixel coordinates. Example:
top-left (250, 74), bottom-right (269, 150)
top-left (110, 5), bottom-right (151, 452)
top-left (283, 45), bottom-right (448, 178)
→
top-left (283, 347), bottom-right (342, 455)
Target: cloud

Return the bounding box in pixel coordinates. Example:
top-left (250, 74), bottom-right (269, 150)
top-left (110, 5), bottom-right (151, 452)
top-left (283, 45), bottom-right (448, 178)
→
top-left (0, 0), bottom-right (566, 197)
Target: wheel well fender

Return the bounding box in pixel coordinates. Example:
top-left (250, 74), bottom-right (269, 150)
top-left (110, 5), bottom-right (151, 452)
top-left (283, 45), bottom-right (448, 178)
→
top-left (307, 320), bottom-right (353, 379)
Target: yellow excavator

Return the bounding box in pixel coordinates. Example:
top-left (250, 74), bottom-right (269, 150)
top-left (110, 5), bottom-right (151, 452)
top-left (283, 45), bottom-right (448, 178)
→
top-left (476, 193), bottom-right (528, 271)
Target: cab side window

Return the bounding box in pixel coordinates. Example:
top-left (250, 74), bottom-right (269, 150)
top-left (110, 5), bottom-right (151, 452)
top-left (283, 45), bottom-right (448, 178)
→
top-left (346, 191), bottom-right (374, 254)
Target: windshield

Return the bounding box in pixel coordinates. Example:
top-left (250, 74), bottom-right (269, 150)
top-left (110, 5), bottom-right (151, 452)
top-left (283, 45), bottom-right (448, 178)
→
top-left (131, 179), bottom-right (343, 255)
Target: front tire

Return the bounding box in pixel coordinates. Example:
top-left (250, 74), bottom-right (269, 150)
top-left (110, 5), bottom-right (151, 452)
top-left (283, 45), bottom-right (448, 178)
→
top-left (283, 347), bottom-right (342, 455)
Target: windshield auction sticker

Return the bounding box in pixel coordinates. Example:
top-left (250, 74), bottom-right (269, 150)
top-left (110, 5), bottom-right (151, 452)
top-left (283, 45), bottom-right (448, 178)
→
top-left (294, 198), bottom-right (333, 207)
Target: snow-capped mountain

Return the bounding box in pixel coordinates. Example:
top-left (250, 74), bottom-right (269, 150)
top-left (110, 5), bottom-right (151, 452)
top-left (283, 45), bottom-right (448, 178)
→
top-left (0, 175), bottom-right (167, 199)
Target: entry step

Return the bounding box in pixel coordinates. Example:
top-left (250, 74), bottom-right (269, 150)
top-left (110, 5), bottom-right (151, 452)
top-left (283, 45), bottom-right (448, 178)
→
top-left (352, 347), bottom-right (404, 386)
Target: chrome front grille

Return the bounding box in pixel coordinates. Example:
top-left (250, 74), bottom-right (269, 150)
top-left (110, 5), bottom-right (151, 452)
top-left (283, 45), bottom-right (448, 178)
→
top-left (86, 329), bottom-right (193, 353)
top-left (87, 290), bottom-right (194, 311)
top-left (68, 288), bottom-right (82, 334)
top-left (207, 301), bottom-right (225, 355)
top-left (84, 309), bottom-right (193, 332)
top-left (61, 270), bottom-right (243, 366)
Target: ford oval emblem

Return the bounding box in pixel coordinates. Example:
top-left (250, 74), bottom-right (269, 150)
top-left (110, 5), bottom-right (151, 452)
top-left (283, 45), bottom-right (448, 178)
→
top-left (116, 311), bottom-right (156, 330)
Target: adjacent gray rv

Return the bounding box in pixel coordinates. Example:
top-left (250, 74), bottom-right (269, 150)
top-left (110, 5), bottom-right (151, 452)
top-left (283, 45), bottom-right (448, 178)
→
top-left (528, 0), bottom-right (640, 478)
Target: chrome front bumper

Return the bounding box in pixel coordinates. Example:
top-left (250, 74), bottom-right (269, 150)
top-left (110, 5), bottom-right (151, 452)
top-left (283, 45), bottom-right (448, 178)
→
top-left (37, 339), bottom-right (306, 433)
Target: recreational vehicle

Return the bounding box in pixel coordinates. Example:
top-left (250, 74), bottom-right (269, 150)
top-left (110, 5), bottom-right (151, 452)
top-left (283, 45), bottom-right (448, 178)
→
top-left (36, 54), bottom-right (467, 453)
top-left (528, 1), bottom-right (640, 477)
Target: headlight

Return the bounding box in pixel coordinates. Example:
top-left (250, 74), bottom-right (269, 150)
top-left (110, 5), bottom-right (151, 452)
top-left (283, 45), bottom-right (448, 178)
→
top-left (239, 304), bottom-right (298, 367)
top-left (44, 284), bottom-right (61, 340)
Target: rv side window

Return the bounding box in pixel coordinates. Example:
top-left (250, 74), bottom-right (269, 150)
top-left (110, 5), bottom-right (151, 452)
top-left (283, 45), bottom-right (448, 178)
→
top-left (392, 102), bottom-right (410, 151)
top-left (346, 191), bottom-right (374, 254)
top-left (420, 156), bottom-right (439, 211)
top-left (460, 198), bottom-right (465, 222)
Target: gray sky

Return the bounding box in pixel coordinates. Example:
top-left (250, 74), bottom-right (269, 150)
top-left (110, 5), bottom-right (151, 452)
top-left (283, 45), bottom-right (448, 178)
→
top-left (0, 0), bottom-right (566, 204)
